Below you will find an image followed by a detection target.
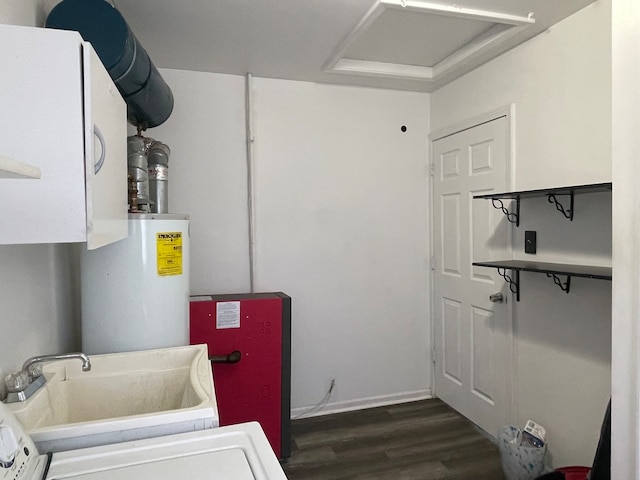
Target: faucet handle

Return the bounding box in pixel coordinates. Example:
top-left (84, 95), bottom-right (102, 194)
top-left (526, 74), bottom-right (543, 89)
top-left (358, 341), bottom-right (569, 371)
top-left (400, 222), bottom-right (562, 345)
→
top-left (25, 363), bottom-right (42, 381)
top-left (4, 371), bottom-right (29, 393)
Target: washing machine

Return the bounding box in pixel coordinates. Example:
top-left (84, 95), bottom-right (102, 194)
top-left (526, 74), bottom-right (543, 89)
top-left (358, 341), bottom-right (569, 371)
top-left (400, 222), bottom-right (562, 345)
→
top-left (0, 401), bottom-right (288, 480)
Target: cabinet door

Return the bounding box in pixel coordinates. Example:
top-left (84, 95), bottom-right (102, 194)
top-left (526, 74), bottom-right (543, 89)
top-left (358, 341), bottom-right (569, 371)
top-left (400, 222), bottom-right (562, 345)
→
top-left (83, 43), bottom-right (128, 249)
top-left (0, 25), bottom-right (87, 245)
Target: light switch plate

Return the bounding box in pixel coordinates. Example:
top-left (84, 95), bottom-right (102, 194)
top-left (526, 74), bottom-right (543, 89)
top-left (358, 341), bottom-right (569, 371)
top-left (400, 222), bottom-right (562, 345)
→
top-left (525, 230), bottom-right (536, 254)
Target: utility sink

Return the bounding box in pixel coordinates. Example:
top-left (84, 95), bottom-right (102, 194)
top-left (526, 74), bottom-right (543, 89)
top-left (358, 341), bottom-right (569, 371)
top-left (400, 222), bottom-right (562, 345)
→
top-left (5, 344), bottom-right (218, 452)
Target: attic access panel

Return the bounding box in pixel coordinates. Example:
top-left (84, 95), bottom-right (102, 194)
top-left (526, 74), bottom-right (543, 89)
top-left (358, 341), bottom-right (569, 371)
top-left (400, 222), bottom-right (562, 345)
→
top-left (347, 9), bottom-right (494, 66)
top-left (324, 0), bottom-right (535, 83)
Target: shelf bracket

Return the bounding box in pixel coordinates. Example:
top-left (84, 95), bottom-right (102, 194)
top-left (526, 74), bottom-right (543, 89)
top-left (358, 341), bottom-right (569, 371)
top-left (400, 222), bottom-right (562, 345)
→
top-left (491, 197), bottom-right (520, 227)
top-left (497, 268), bottom-right (520, 302)
top-left (547, 192), bottom-right (574, 221)
top-left (546, 273), bottom-right (571, 293)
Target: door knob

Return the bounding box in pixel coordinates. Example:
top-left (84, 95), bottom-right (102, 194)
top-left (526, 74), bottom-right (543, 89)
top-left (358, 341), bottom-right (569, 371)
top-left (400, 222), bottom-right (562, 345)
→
top-left (489, 293), bottom-right (504, 303)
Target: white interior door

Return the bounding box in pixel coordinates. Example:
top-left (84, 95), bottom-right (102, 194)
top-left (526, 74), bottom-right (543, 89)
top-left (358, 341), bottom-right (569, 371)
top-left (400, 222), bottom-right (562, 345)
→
top-left (432, 115), bottom-right (512, 437)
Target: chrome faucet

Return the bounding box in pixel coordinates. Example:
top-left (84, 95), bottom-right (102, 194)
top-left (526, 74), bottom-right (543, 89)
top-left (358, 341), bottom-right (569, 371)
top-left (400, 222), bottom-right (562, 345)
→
top-left (22, 352), bottom-right (91, 376)
top-left (4, 352), bottom-right (91, 403)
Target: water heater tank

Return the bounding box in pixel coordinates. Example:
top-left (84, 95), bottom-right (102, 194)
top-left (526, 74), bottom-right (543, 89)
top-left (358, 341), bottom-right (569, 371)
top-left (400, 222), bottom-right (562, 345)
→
top-left (45, 0), bottom-right (173, 129)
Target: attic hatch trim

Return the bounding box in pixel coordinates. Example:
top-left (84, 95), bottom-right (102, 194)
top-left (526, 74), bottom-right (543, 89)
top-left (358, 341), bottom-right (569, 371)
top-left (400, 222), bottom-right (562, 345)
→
top-left (324, 0), bottom-right (536, 83)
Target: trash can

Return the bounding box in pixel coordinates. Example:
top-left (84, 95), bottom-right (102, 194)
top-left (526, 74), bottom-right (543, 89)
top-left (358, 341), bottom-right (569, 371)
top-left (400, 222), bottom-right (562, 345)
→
top-left (534, 466), bottom-right (591, 480)
top-left (554, 466), bottom-right (591, 479)
top-left (498, 425), bottom-right (547, 480)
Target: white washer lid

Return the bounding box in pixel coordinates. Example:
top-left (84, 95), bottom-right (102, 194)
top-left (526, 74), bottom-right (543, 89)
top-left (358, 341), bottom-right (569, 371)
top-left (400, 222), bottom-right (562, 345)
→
top-left (52, 448), bottom-right (253, 480)
top-left (45, 422), bottom-right (286, 480)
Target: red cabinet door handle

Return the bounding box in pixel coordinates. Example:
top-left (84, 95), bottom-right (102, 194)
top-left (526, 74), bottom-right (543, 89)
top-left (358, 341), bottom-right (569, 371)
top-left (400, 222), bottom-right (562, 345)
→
top-left (209, 350), bottom-right (242, 364)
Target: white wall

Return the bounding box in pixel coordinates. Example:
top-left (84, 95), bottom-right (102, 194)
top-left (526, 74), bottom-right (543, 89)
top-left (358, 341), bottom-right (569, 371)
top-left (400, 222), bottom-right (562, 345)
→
top-left (611, 0), bottom-right (640, 476)
top-left (146, 71), bottom-right (432, 414)
top-left (431, 0), bottom-right (611, 468)
top-left (252, 78), bottom-right (431, 414)
top-left (143, 70), bottom-right (251, 295)
top-left (0, 0), bottom-right (37, 26)
top-left (0, 244), bottom-right (79, 400)
top-left (0, 0), bottom-right (60, 27)
top-left (431, 3), bottom-right (611, 191)
top-left (512, 194), bottom-right (611, 468)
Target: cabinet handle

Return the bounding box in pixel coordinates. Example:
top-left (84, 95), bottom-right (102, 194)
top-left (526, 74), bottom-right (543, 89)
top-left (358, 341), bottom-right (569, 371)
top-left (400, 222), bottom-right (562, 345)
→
top-left (93, 125), bottom-right (106, 174)
top-left (209, 350), bottom-right (242, 364)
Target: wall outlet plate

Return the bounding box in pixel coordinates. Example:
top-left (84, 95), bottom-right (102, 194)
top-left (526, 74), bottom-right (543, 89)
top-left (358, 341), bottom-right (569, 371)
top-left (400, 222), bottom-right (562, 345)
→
top-left (525, 230), bottom-right (536, 254)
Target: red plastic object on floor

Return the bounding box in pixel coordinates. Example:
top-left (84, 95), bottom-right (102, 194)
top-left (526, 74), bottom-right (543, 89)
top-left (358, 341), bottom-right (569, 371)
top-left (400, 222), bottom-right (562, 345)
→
top-left (555, 466), bottom-right (591, 480)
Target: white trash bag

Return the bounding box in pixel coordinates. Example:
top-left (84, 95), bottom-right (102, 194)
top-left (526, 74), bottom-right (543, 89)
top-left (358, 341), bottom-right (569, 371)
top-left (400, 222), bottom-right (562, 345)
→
top-left (498, 425), bottom-right (547, 480)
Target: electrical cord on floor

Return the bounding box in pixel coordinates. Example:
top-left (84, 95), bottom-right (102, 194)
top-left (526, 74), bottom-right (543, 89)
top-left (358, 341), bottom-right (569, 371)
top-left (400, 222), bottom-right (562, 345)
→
top-left (292, 379), bottom-right (335, 420)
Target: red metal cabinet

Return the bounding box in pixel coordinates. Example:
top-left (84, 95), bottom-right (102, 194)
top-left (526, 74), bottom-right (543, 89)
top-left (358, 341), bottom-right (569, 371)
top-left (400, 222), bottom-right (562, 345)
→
top-left (190, 293), bottom-right (291, 459)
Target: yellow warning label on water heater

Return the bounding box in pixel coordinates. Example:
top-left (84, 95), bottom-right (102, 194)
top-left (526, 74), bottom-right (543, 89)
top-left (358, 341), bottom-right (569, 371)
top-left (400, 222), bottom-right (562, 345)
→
top-left (156, 232), bottom-right (183, 276)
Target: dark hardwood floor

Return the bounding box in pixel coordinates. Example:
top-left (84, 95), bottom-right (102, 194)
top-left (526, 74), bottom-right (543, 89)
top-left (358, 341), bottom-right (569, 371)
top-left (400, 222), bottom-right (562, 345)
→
top-left (283, 398), bottom-right (505, 480)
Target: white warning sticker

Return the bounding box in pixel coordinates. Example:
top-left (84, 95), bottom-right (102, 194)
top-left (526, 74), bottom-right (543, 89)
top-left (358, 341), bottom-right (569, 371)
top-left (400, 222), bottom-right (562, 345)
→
top-left (216, 301), bottom-right (241, 329)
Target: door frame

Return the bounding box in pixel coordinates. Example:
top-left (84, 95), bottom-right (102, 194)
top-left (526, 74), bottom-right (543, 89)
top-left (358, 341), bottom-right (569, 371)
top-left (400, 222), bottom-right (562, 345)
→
top-left (428, 104), bottom-right (516, 427)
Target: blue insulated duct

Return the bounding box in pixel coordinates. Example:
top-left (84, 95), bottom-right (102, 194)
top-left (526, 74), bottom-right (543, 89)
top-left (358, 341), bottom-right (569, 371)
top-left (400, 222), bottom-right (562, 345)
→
top-left (46, 0), bottom-right (173, 129)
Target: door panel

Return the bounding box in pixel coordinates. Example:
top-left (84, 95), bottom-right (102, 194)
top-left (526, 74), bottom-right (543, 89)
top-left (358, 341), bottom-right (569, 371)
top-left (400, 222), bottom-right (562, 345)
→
top-left (471, 306), bottom-right (496, 404)
top-left (470, 139), bottom-right (494, 174)
top-left (442, 194), bottom-right (462, 275)
top-left (432, 116), bottom-right (512, 437)
top-left (471, 193), bottom-right (500, 282)
top-left (443, 298), bottom-right (462, 384)
top-left (441, 149), bottom-right (461, 178)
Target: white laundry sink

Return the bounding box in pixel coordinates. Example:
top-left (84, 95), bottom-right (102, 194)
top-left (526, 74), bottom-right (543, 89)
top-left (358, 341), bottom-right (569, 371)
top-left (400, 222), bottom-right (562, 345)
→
top-left (5, 344), bottom-right (218, 452)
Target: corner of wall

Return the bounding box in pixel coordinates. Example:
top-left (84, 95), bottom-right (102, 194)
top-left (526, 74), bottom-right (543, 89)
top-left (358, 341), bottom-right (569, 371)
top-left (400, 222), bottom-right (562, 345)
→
top-left (0, 0), bottom-right (38, 26)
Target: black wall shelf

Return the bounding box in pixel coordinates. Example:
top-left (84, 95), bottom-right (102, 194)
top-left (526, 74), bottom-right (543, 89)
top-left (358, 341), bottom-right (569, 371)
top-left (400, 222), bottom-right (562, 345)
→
top-left (473, 182), bottom-right (612, 226)
top-left (473, 260), bottom-right (612, 301)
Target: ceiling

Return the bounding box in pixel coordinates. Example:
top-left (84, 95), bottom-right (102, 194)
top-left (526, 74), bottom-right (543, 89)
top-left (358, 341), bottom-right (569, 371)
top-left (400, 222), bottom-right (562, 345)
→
top-left (107, 0), bottom-right (597, 93)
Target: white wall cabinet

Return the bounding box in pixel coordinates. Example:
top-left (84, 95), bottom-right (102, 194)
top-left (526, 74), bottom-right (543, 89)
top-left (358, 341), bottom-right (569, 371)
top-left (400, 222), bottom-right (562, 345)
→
top-left (0, 24), bottom-right (127, 249)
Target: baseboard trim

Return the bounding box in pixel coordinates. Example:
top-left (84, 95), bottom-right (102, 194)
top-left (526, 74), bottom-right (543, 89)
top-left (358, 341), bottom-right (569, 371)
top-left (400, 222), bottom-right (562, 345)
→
top-left (292, 389), bottom-right (433, 419)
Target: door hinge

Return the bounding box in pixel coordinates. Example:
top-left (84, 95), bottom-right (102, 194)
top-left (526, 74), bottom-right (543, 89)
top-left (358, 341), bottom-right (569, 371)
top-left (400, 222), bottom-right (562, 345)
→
top-left (430, 256), bottom-right (435, 271)
top-left (431, 349), bottom-right (436, 364)
top-left (429, 162), bottom-right (435, 177)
